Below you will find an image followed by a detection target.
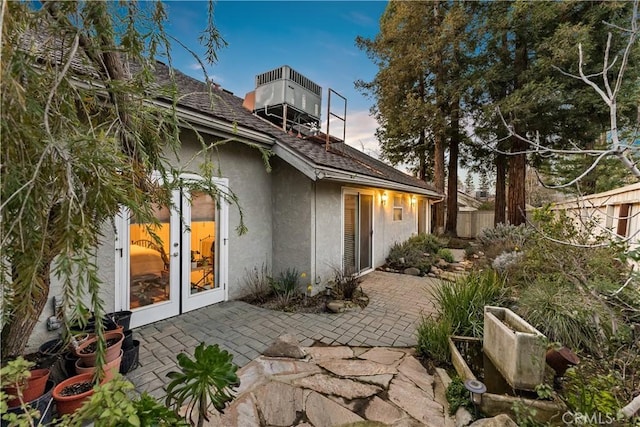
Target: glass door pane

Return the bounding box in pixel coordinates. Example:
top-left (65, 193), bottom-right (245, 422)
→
top-left (189, 192), bottom-right (217, 294)
top-left (359, 195), bottom-right (373, 271)
top-left (344, 194), bottom-right (358, 273)
top-left (129, 205), bottom-right (171, 309)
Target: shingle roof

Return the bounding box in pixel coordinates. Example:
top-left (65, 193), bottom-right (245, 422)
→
top-left (22, 28), bottom-right (439, 195)
top-left (156, 63), bottom-right (440, 194)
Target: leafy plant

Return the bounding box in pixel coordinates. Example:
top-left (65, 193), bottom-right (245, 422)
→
top-left (416, 316), bottom-right (451, 364)
top-left (477, 223), bottom-right (533, 259)
top-left (437, 248), bottom-right (454, 263)
top-left (1, 357), bottom-right (40, 426)
top-left (445, 376), bottom-right (473, 415)
top-left (492, 251), bottom-right (523, 275)
top-left (61, 375), bottom-right (188, 426)
top-left (241, 263), bottom-right (271, 303)
top-left (331, 267), bottom-right (362, 300)
top-left (165, 343), bottom-right (239, 427)
top-left (416, 270), bottom-right (505, 363)
top-left (563, 366), bottom-right (620, 417)
top-left (386, 234), bottom-right (441, 273)
top-left (511, 400), bottom-right (544, 427)
top-left (270, 268), bottom-right (300, 297)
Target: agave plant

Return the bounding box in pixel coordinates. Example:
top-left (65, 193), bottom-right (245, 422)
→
top-left (165, 343), bottom-right (239, 427)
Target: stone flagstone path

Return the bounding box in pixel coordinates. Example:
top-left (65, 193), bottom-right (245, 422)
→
top-left (205, 345), bottom-right (453, 427)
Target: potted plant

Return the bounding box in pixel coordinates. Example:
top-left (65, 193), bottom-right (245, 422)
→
top-left (74, 330), bottom-right (124, 366)
top-left (52, 373), bottom-right (99, 416)
top-left (165, 343), bottom-right (240, 427)
top-left (1, 358), bottom-right (50, 408)
top-left (75, 350), bottom-right (123, 382)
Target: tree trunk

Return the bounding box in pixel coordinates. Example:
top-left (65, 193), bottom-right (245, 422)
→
top-left (433, 131), bottom-right (446, 235)
top-left (1, 263), bottom-right (51, 359)
top-left (418, 130), bottom-right (427, 180)
top-left (445, 99), bottom-right (460, 236)
top-left (495, 154), bottom-right (507, 225)
top-left (507, 33), bottom-right (528, 226)
top-left (507, 134), bottom-right (527, 225)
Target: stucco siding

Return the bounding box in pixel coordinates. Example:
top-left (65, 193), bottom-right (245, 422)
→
top-left (314, 181), bottom-right (343, 283)
top-left (271, 158), bottom-right (312, 281)
top-left (178, 131), bottom-right (273, 299)
top-left (376, 191), bottom-right (420, 266)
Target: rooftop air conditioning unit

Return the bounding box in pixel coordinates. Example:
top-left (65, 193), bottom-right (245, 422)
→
top-left (254, 65), bottom-right (322, 129)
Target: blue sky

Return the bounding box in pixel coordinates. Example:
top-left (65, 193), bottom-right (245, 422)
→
top-left (163, 1), bottom-right (388, 156)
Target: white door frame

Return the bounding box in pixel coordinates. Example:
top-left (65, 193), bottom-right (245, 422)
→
top-left (115, 175), bottom-right (229, 327)
top-left (341, 187), bottom-right (375, 276)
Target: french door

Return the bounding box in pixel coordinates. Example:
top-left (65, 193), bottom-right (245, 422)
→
top-left (343, 190), bottom-right (373, 275)
top-left (116, 177), bottom-right (228, 329)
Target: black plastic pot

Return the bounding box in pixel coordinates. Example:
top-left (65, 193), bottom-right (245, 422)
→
top-left (37, 339), bottom-right (65, 369)
top-left (63, 351), bottom-right (80, 378)
top-left (2, 380), bottom-right (55, 427)
top-left (122, 330), bottom-right (134, 350)
top-left (107, 311), bottom-right (132, 332)
top-left (119, 340), bottom-right (140, 374)
top-left (69, 314), bottom-right (119, 334)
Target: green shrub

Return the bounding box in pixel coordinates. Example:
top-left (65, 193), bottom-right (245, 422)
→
top-left (434, 270), bottom-right (505, 338)
top-left (564, 366), bottom-right (621, 417)
top-left (386, 233), bottom-right (441, 273)
top-left (437, 248), bottom-right (454, 263)
top-left (166, 343), bottom-right (239, 427)
top-left (332, 267), bottom-right (362, 300)
top-left (408, 233), bottom-right (443, 254)
top-left (270, 268), bottom-right (300, 297)
top-left (516, 279), bottom-right (609, 352)
top-left (445, 376), bottom-right (473, 415)
top-left (477, 223), bottom-right (533, 258)
top-left (416, 271), bottom-right (505, 363)
top-left (416, 316), bottom-right (451, 365)
top-left (446, 237), bottom-right (471, 250)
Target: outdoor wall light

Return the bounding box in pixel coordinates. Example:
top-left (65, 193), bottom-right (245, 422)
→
top-left (381, 192), bottom-right (388, 205)
top-left (464, 379), bottom-right (487, 416)
top-left (411, 195), bottom-right (417, 206)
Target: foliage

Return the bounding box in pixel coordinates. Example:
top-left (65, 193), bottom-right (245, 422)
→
top-left (0, 357), bottom-right (40, 426)
top-left (331, 267), bottom-right (362, 300)
top-left (416, 316), bottom-right (452, 365)
top-left (416, 270), bottom-right (505, 363)
top-left (60, 375), bottom-right (188, 426)
top-left (445, 376), bottom-right (473, 415)
top-left (491, 251), bottom-right (523, 276)
top-left (386, 233), bottom-right (443, 274)
top-left (0, 0), bottom-right (250, 359)
top-left (563, 366), bottom-right (621, 418)
top-left (434, 270), bottom-right (505, 338)
top-left (511, 401), bottom-right (544, 427)
top-left (165, 343), bottom-right (239, 427)
top-left (477, 223), bottom-right (533, 252)
top-left (445, 237), bottom-right (471, 250)
top-left (437, 248), bottom-right (454, 263)
top-left (268, 268), bottom-right (302, 308)
top-left (241, 263), bottom-right (271, 303)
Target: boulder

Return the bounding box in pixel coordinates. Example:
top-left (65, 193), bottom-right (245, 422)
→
top-left (469, 414), bottom-right (518, 427)
top-left (404, 267), bottom-right (421, 276)
top-left (263, 334), bottom-right (306, 359)
top-left (455, 407), bottom-right (474, 427)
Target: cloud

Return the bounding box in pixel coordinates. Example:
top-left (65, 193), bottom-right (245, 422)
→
top-left (322, 110), bottom-right (380, 158)
top-left (344, 11), bottom-right (376, 27)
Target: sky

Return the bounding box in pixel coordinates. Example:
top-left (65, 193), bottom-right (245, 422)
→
top-left (163, 1), bottom-right (388, 158)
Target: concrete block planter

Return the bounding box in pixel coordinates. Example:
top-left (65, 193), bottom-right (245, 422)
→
top-left (448, 336), bottom-right (566, 425)
top-left (483, 306), bottom-right (546, 391)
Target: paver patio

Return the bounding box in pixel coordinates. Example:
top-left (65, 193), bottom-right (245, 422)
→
top-left (128, 271), bottom-right (441, 398)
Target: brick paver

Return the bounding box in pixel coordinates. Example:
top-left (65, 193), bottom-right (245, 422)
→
top-left (129, 271), bottom-right (440, 397)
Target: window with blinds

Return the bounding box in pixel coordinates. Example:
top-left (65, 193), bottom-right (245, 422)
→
top-left (343, 194), bottom-right (357, 272)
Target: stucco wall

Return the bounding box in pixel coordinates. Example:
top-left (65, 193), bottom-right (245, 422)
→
top-left (177, 131), bottom-right (273, 299)
top-left (376, 190), bottom-right (420, 265)
top-left (271, 158), bottom-right (312, 281)
top-left (25, 223), bottom-right (117, 353)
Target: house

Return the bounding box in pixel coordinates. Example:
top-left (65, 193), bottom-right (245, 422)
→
top-left (28, 64), bottom-right (442, 348)
top-left (551, 182), bottom-right (640, 249)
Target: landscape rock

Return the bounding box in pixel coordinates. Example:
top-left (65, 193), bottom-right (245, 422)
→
top-left (455, 407), bottom-right (474, 427)
top-left (292, 374), bottom-right (381, 400)
top-left (359, 347), bottom-right (405, 365)
top-left (397, 356), bottom-right (435, 398)
top-left (327, 300), bottom-right (347, 313)
top-left (253, 382), bottom-right (301, 426)
top-left (305, 391), bottom-right (364, 427)
top-left (404, 267), bottom-right (421, 276)
top-left (263, 334), bottom-right (306, 359)
top-left (388, 377), bottom-right (444, 426)
top-left (218, 393), bottom-right (261, 427)
top-left (469, 414), bottom-right (518, 427)
top-left (254, 356), bottom-right (322, 377)
top-left (305, 346), bottom-right (354, 361)
top-left (437, 259), bottom-right (449, 268)
top-left (349, 374), bottom-right (394, 388)
top-left (364, 396), bottom-right (406, 425)
top-left (318, 359), bottom-right (398, 377)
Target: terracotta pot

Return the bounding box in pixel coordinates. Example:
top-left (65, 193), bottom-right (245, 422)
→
top-left (546, 346), bottom-right (580, 376)
top-left (74, 331), bottom-right (124, 366)
top-left (52, 373), bottom-right (98, 416)
top-left (75, 350), bottom-right (123, 382)
top-left (3, 380), bottom-right (54, 427)
top-left (4, 368), bottom-right (51, 407)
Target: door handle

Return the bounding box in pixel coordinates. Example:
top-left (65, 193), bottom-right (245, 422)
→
top-left (172, 252), bottom-right (179, 257)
